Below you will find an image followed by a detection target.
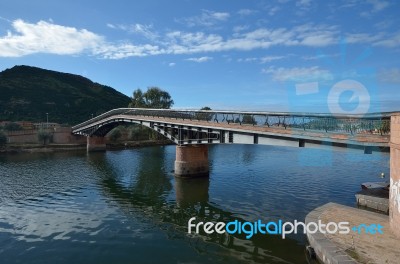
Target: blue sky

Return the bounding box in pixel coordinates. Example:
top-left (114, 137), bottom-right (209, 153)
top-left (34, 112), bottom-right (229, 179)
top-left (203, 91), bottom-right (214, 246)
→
top-left (0, 0), bottom-right (399, 113)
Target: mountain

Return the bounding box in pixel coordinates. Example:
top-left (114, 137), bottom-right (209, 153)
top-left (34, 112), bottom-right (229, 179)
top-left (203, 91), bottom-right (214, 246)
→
top-left (0, 65), bottom-right (131, 125)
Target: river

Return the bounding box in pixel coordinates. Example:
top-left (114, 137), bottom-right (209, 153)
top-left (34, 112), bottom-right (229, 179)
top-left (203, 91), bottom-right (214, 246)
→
top-left (0, 144), bottom-right (389, 263)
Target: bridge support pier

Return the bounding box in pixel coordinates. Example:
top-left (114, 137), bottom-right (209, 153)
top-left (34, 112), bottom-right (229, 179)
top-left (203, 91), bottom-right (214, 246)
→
top-left (87, 136), bottom-right (106, 152)
top-left (390, 114), bottom-right (400, 238)
top-left (175, 145), bottom-right (209, 177)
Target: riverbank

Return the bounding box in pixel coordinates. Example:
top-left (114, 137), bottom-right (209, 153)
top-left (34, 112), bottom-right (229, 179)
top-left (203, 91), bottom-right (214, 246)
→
top-left (0, 143), bottom-right (86, 153)
top-left (106, 139), bottom-right (174, 149)
top-left (0, 140), bottom-right (174, 153)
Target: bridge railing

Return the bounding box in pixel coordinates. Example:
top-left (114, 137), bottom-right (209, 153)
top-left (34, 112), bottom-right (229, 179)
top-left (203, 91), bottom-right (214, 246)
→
top-left (72, 108), bottom-right (392, 136)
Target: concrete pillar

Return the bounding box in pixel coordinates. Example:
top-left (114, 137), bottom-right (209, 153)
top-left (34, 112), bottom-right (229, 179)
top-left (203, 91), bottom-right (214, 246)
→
top-left (175, 144), bottom-right (209, 177)
top-left (390, 114), bottom-right (400, 237)
top-left (87, 136), bottom-right (106, 152)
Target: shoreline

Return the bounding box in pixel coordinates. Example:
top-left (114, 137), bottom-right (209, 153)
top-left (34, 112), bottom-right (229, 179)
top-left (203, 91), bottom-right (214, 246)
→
top-left (0, 140), bottom-right (174, 154)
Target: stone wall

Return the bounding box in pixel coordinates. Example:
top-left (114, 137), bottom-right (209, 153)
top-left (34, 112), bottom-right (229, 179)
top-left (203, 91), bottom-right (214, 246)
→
top-left (5, 127), bottom-right (86, 144)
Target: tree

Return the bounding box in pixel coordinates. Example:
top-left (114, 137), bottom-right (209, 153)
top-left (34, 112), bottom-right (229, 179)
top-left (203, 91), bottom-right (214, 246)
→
top-left (3, 122), bottom-right (22, 131)
top-left (128, 125), bottom-right (150, 141)
top-left (144, 87), bottom-right (174, 109)
top-left (0, 131), bottom-right (7, 147)
top-left (38, 129), bottom-right (53, 145)
top-left (195, 106), bottom-right (213, 121)
top-left (128, 87), bottom-right (173, 141)
top-left (242, 114), bottom-right (257, 125)
top-left (109, 127), bottom-right (122, 142)
top-left (128, 89), bottom-right (146, 108)
top-left (129, 87), bottom-right (174, 109)
top-left (128, 126), bottom-right (140, 140)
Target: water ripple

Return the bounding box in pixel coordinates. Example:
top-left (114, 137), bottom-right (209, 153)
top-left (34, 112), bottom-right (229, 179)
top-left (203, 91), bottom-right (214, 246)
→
top-left (0, 145), bottom-right (389, 264)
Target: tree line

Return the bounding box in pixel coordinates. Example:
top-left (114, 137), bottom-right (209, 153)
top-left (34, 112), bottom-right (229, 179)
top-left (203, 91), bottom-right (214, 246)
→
top-left (108, 86), bottom-right (212, 143)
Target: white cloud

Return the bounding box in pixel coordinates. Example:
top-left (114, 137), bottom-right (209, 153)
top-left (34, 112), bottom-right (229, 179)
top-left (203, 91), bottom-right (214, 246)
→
top-left (168, 62), bottom-right (176, 67)
top-left (233, 25), bottom-right (249, 32)
top-left (360, 0), bottom-right (390, 17)
top-left (373, 32), bottom-right (400, 48)
top-left (368, 0), bottom-right (389, 12)
top-left (295, 0), bottom-right (314, 16)
top-left (301, 53), bottom-right (339, 61)
top-left (260, 55), bottom-right (285, 63)
top-left (268, 6), bottom-right (280, 16)
top-left (237, 55), bottom-right (285, 63)
top-left (237, 57), bottom-right (257, 62)
top-left (296, 0), bottom-right (312, 8)
top-left (106, 23), bottom-right (116, 29)
top-left (107, 23), bottom-right (159, 40)
top-left (378, 68), bottom-right (400, 83)
top-left (262, 66), bottom-right (332, 81)
top-left (94, 43), bottom-right (163, 59)
top-left (300, 34), bottom-right (336, 46)
top-left (294, 24), bottom-right (339, 46)
top-left (0, 16), bottom-right (12, 23)
top-left (0, 19), bottom-right (103, 57)
top-left (374, 20), bottom-right (393, 30)
top-left (0, 19), bottom-right (164, 59)
top-left (212, 12), bottom-right (230, 21)
top-left (237, 9), bottom-right (256, 16)
top-left (185, 56), bottom-right (213, 63)
top-left (178, 10), bottom-right (230, 27)
top-left (0, 19), bottom-right (398, 60)
top-left (346, 33), bottom-right (383, 44)
top-left (337, 0), bottom-right (359, 9)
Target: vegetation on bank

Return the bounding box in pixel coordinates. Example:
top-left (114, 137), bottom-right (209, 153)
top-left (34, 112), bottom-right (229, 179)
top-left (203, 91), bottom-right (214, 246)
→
top-left (1, 122), bottom-right (23, 131)
top-left (37, 129), bottom-right (53, 145)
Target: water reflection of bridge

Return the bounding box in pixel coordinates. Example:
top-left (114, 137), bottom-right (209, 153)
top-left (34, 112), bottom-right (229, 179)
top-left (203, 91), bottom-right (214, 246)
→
top-left (86, 149), bottom-right (308, 263)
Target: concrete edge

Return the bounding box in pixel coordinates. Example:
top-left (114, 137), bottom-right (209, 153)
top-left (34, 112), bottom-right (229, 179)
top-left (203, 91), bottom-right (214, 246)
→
top-left (355, 193), bottom-right (389, 214)
top-left (305, 203), bottom-right (357, 264)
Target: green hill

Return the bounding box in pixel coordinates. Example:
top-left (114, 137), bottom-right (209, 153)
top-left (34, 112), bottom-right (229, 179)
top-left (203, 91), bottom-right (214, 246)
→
top-left (0, 65), bottom-right (131, 125)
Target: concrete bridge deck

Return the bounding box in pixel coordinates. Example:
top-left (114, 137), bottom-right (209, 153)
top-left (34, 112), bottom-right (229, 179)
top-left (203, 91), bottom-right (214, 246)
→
top-left (72, 108), bottom-right (391, 150)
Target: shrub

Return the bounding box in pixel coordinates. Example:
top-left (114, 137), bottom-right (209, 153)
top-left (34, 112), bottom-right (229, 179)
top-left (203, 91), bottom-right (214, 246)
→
top-left (109, 127), bottom-right (122, 142)
top-left (38, 129), bottom-right (53, 145)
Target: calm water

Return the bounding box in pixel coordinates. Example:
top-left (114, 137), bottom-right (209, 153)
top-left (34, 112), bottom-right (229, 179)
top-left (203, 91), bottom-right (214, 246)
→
top-left (0, 145), bottom-right (389, 263)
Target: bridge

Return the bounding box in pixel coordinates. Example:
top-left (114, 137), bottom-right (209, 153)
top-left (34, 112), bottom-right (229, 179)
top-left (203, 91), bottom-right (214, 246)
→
top-left (72, 108), bottom-right (391, 176)
top-left (72, 108), bottom-right (400, 238)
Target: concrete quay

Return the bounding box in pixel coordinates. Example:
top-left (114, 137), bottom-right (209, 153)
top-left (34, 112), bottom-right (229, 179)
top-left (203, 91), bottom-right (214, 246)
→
top-left (306, 203), bottom-right (400, 264)
top-left (355, 188), bottom-right (389, 214)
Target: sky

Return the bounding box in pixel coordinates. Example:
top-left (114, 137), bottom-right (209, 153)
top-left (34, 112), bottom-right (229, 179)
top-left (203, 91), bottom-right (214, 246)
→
top-left (0, 0), bottom-right (399, 114)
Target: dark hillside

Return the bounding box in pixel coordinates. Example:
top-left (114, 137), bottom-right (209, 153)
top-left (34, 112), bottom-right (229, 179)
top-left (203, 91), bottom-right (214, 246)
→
top-left (0, 65), bottom-right (130, 125)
